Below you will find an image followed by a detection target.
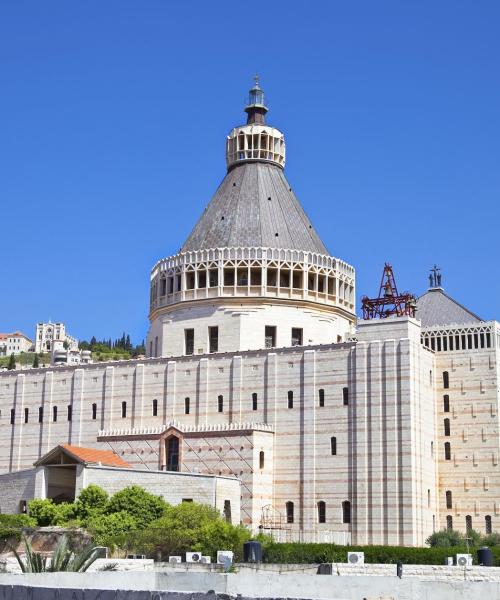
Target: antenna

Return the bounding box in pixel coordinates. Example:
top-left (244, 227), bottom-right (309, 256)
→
top-left (361, 263), bottom-right (417, 320)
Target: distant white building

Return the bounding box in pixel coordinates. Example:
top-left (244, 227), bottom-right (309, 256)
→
top-left (35, 322), bottom-right (78, 353)
top-left (51, 339), bottom-right (92, 366)
top-left (0, 332), bottom-right (33, 356)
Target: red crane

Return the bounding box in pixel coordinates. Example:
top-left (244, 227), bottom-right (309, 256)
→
top-left (361, 263), bottom-right (417, 320)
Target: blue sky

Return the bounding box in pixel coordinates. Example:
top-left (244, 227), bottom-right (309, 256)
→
top-left (1, 1), bottom-right (499, 344)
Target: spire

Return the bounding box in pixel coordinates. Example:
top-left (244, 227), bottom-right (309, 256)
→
top-left (245, 75), bottom-right (268, 125)
top-left (428, 264), bottom-right (442, 289)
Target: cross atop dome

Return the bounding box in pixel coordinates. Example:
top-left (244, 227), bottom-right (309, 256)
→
top-left (429, 264), bottom-right (442, 289)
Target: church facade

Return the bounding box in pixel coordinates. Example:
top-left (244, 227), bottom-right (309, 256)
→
top-left (0, 81), bottom-right (499, 547)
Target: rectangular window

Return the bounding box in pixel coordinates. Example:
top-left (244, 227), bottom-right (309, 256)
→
top-left (318, 389), bottom-right (325, 407)
top-left (182, 498), bottom-right (193, 503)
top-left (209, 327), bottom-right (219, 353)
top-left (342, 387), bottom-right (349, 406)
top-left (265, 326), bottom-right (276, 348)
top-left (184, 329), bottom-right (194, 355)
top-left (218, 395), bottom-right (224, 413)
top-left (53, 406), bottom-right (58, 422)
top-left (154, 336), bottom-right (159, 357)
top-left (152, 399), bottom-right (158, 417)
top-left (185, 397), bottom-right (190, 414)
top-left (92, 403), bottom-right (97, 420)
top-left (223, 500), bottom-right (232, 523)
top-left (287, 390), bottom-right (294, 409)
top-left (67, 405), bottom-right (72, 422)
top-left (291, 328), bottom-right (303, 346)
top-left (10, 409), bottom-right (15, 425)
top-left (24, 408), bottom-right (29, 424)
top-left (38, 407), bottom-right (43, 423)
top-left (252, 393), bottom-right (258, 411)
top-left (121, 401), bottom-right (127, 418)
top-left (330, 436), bottom-right (337, 455)
top-left (318, 501), bottom-right (326, 523)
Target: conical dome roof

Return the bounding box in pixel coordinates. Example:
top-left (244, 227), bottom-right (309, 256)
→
top-left (181, 79), bottom-right (329, 255)
top-left (181, 161), bottom-right (328, 254)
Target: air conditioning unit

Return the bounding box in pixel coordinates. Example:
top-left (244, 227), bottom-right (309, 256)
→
top-left (456, 554), bottom-right (472, 566)
top-left (169, 556), bottom-right (182, 565)
top-left (347, 552), bottom-right (365, 565)
top-left (186, 552), bottom-right (203, 563)
top-left (217, 551), bottom-right (234, 565)
top-left (200, 556), bottom-right (211, 564)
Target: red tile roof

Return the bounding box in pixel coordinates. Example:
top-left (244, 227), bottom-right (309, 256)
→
top-left (60, 444), bottom-right (130, 468)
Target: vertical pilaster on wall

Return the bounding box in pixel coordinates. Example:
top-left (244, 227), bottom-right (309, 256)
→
top-left (34, 466), bottom-right (47, 500)
top-left (133, 364), bottom-right (145, 428)
top-left (368, 340), bottom-right (384, 546)
top-left (71, 369), bottom-right (85, 446)
top-left (12, 373), bottom-right (25, 472)
top-left (383, 339), bottom-right (400, 545)
top-left (231, 356), bottom-right (243, 422)
top-left (353, 342), bottom-right (369, 544)
top-left (265, 352), bottom-right (277, 511)
top-left (166, 361), bottom-right (176, 421)
top-left (104, 366), bottom-right (115, 429)
top-left (43, 371), bottom-right (54, 454)
top-left (301, 349), bottom-right (316, 533)
top-left (74, 464), bottom-right (86, 498)
top-left (198, 358), bottom-right (209, 426)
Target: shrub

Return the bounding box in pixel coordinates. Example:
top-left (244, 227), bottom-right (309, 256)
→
top-left (12, 534), bottom-right (99, 572)
top-left (75, 485), bottom-right (109, 520)
top-left (0, 514), bottom-right (36, 546)
top-left (86, 511), bottom-right (138, 549)
top-left (106, 486), bottom-right (167, 528)
top-left (28, 499), bottom-right (77, 527)
top-left (482, 533), bottom-right (500, 547)
top-left (426, 528), bottom-right (465, 547)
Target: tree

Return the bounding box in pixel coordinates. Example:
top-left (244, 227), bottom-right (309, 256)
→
top-left (90, 336), bottom-right (97, 347)
top-left (86, 511), bottom-right (138, 549)
top-left (426, 528), bottom-right (465, 547)
top-left (75, 485), bottom-right (109, 520)
top-left (7, 354), bottom-right (16, 370)
top-left (32, 354), bottom-right (39, 368)
top-left (106, 486), bottom-right (167, 528)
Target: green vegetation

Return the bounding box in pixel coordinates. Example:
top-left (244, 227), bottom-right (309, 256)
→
top-left (0, 514), bottom-right (36, 547)
top-left (12, 534), bottom-right (99, 573)
top-left (426, 528), bottom-right (482, 547)
top-left (79, 333), bottom-right (145, 361)
top-left (25, 485), bottom-right (250, 557)
top-left (7, 353), bottom-right (16, 370)
top-left (0, 352), bottom-right (50, 369)
top-left (32, 354), bottom-right (39, 368)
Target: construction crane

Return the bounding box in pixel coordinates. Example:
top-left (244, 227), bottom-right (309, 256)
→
top-left (361, 263), bottom-right (417, 320)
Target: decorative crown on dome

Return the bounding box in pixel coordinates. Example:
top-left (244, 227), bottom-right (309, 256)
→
top-left (226, 77), bottom-right (285, 171)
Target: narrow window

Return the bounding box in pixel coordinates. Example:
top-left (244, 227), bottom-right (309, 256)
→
top-left (287, 390), bottom-right (293, 409)
top-left (265, 326), bottom-right (276, 348)
top-left (184, 329), bottom-right (194, 355)
top-left (154, 336), bottom-right (158, 357)
top-left (342, 387), bottom-right (349, 406)
top-left (444, 442), bottom-right (451, 460)
top-left (152, 399), bottom-right (158, 417)
top-left (428, 489), bottom-right (431, 508)
top-left (286, 501), bottom-right (294, 524)
top-left (24, 408), bottom-right (29, 424)
top-left (185, 397), bottom-right (190, 415)
top-left (182, 498), bottom-right (193, 503)
top-left (209, 326), bottom-right (219, 353)
top-left (485, 515), bottom-right (492, 534)
top-left (38, 407), bottom-right (43, 423)
top-left (291, 328), bottom-right (303, 346)
top-left (149, 341), bottom-right (153, 356)
top-left (53, 406), bottom-right (57, 422)
top-left (444, 418), bottom-right (450, 437)
top-left (10, 409), bottom-right (15, 425)
top-left (465, 515), bottom-right (472, 532)
top-left (218, 394), bottom-right (223, 413)
top-left (252, 393), bottom-right (258, 411)
top-left (317, 501), bottom-right (326, 523)
top-left (91, 403), bottom-right (97, 420)
top-left (19, 500), bottom-right (27, 514)
top-left (330, 436), bottom-right (337, 455)
top-left (443, 371), bottom-right (449, 389)
top-left (166, 436), bottom-right (179, 472)
top-left (121, 401), bottom-right (127, 418)
top-left (223, 500), bottom-right (231, 523)
top-left (342, 500), bottom-right (351, 524)
top-left (446, 515), bottom-right (453, 530)
top-left (446, 490), bottom-right (452, 509)
top-left (318, 389), bottom-right (325, 407)
top-left (259, 451), bottom-right (265, 469)
top-left (67, 405), bottom-right (72, 422)
top-left (443, 395), bottom-right (450, 412)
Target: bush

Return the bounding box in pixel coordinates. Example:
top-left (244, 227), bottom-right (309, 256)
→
top-left (28, 499), bottom-right (77, 527)
top-left (106, 486), bottom-right (167, 528)
top-left (0, 514), bottom-right (36, 546)
top-left (426, 528), bottom-right (465, 547)
top-left (75, 485), bottom-right (109, 520)
top-left (129, 502), bottom-right (251, 560)
top-left (86, 511), bottom-right (138, 549)
top-left (482, 533), bottom-right (500, 547)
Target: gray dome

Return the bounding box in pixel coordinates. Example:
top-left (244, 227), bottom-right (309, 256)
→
top-left (181, 162), bottom-right (329, 255)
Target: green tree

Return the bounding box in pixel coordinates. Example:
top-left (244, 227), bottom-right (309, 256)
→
top-left (426, 528), bottom-right (465, 547)
top-left (86, 511), bottom-right (138, 549)
top-left (32, 354), bottom-right (39, 368)
top-left (7, 354), bottom-right (16, 370)
top-left (28, 499), bottom-right (77, 526)
top-left (75, 485), bottom-right (109, 520)
top-left (106, 486), bottom-right (167, 528)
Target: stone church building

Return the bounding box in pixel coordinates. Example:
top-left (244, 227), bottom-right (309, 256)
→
top-left (1, 81), bottom-right (499, 546)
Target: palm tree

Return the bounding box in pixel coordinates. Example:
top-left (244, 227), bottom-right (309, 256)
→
top-left (12, 535), bottom-right (100, 573)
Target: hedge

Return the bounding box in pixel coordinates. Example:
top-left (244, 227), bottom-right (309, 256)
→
top-left (261, 542), bottom-right (500, 565)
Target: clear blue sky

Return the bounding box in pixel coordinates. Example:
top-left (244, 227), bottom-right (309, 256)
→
top-left (1, 1), bottom-right (499, 344)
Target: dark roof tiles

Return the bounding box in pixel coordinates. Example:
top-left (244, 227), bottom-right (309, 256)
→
top-left (416, 288), bottom-right (482, 328)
